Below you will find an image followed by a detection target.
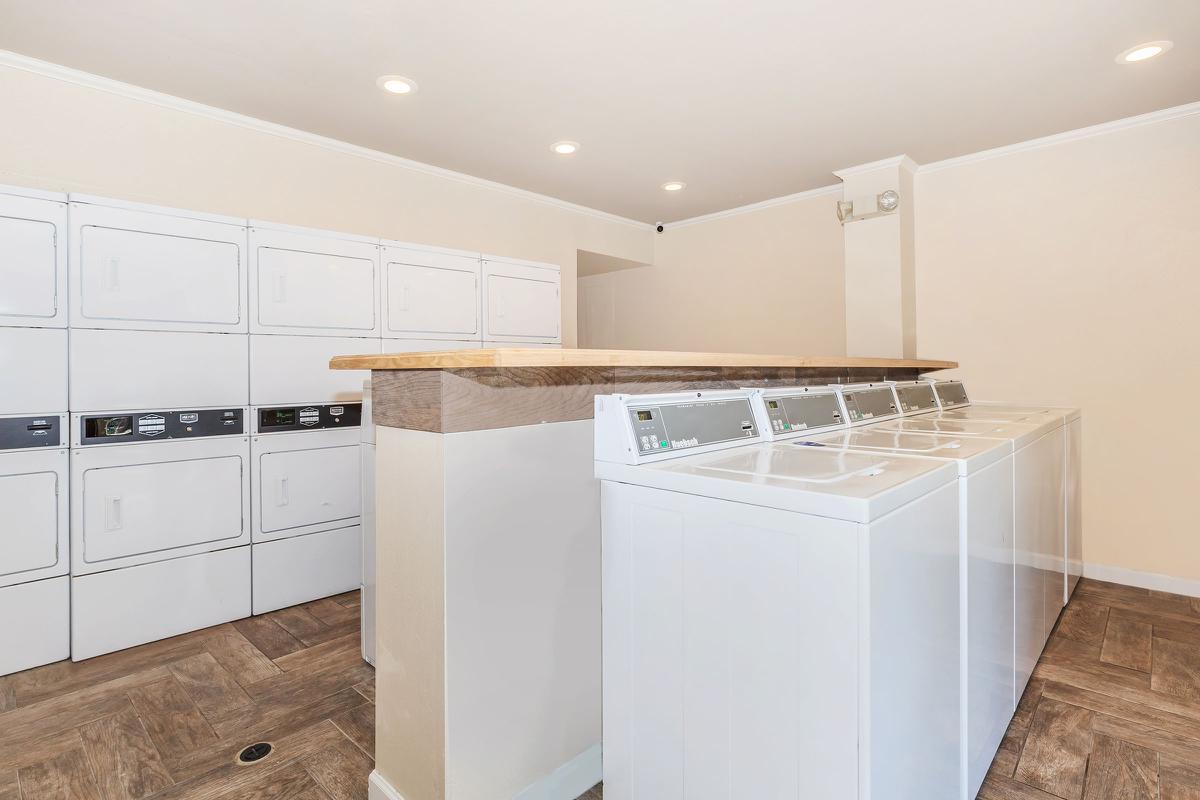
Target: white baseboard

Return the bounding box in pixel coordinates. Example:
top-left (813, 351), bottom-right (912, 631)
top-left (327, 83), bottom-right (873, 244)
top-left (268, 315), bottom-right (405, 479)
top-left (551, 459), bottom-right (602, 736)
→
top-left (369, 770), bottom-right (405, 800)
top-left (514, 743), bottom-right (602, 800)
top-left (368, 745), bottom-right (601, 800)
top-left (1083, 562), bottom-right (1200, 599)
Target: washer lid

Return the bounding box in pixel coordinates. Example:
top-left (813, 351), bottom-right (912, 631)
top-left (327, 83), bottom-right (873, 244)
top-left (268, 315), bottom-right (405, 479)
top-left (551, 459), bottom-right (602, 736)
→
top-left (798, 428), bottom-right (1011, 475)
top-left (941, 403), bottom-right (1080, 423)
top-left (866, 416), bottom-right (1055, 449)
top-left (595, 442), bottom-right (957, 523)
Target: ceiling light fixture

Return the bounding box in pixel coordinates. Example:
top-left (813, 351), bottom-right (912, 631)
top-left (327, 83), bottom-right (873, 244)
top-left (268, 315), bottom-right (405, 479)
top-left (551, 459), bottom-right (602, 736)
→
top-left (377, 75), bottom-right (418, 94)
top-left (551, 141), bottom-right (580, 155)
top-left (1116, 41), bottom-right (1173, 63)
top-left (661, 181), bottom-right (686, 192)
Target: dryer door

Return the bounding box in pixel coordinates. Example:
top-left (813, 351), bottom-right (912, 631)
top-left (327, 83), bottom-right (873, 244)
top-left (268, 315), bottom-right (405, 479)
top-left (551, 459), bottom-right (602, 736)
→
top-left (384, 249), bottom-right (479, 339)
top-left (73, 437), bottom-right (250, 574)
top-left (482, 261), bottom-right (560, 343)
top-left (0, 449), bottom-right (68, 588)
top-left (0, 192), bottom-right (66, 327)
top-left (256, 443), bottom-right (360, 540)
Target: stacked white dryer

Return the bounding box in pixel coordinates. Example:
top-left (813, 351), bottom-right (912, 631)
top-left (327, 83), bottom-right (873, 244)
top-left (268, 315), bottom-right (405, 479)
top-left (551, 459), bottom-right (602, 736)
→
top-left (247, 221), bottom-right (379, 613)
top-left (0, 184), bottom-right (71, 675)
top-left (67, 195), bottom-right (252, 660)
top-left (481, 255), bottom-right (562, 348)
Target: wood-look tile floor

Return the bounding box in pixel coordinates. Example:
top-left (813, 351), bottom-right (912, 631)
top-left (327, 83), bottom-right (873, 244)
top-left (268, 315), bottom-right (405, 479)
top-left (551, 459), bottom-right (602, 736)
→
top-left (982, 578), bottom-right (1200, 800)
top-left (15, 577), bottom-right (1198, 799)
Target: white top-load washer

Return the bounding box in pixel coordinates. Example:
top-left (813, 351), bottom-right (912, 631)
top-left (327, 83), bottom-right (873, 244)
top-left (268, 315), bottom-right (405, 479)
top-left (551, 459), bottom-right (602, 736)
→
top-left (595, 390), bottom-right (962, 800)
top-left (760, 388), bottom-right (1014, 800)
top-left (864, 412), bottom-right (1065, 697)
top-left (923, 380), bottom-right (1083, 603)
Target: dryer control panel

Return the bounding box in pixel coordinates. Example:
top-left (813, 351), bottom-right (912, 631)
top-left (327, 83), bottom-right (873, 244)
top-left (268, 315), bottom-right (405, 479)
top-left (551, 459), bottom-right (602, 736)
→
top-left (0, 414), bottom-right (66, 451)
top-left (256, 402), bottom-right (362, 433)
top-left (834, 384), bottom-right (901, 425)
top-left (595, 390), bottom-right (763, 464)
top-left (893, 382), bottom-right (939, 414)
top-left (933, 380), bottom-right (970, 409)
top-left (78, 408), bottom-right (244, 446)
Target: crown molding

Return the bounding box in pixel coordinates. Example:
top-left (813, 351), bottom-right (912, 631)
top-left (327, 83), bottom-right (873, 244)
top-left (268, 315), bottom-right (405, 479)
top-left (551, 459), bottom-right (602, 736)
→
top-left (665, 184), bottom-right (842, 229)
top-left (833, 154), bottom-right (918, 179)
top-left (920, 101), bottom-right (1200, 174)
top-left (0, 49), bottom-right (651, 230)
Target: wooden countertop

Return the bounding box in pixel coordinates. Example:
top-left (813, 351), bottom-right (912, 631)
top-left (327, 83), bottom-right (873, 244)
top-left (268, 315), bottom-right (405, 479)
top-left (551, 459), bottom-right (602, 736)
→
top-left (329, 348), bottom-right (957, 371)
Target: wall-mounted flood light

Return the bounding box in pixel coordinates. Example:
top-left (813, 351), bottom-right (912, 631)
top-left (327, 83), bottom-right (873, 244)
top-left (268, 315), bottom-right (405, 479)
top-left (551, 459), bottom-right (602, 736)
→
top-left (837, 189), bottom-right (901, 225)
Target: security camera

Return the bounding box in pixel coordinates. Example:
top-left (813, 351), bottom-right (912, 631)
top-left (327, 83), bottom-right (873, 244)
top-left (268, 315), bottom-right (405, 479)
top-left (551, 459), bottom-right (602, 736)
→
top-left (655, 222), bottom-right (664, 233)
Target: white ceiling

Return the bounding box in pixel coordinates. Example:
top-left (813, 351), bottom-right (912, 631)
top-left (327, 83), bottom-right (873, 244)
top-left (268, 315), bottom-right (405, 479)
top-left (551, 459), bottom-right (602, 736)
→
top-left (1, 0), bottom-right (1196, 222)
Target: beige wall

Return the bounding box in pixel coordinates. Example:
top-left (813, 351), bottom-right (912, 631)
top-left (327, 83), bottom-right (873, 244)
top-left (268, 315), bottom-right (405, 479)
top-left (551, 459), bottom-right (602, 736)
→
top-left (578, 192), bottom-right (846, 355)
top-left (0, 64), bottom-right (654, 347)
top-left (916, 111), bottom-right (1200, 583)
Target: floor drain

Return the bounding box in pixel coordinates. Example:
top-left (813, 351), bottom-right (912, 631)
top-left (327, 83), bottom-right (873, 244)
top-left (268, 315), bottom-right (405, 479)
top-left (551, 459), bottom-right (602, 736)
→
top-left (238, 742), bottom-right (273, 764)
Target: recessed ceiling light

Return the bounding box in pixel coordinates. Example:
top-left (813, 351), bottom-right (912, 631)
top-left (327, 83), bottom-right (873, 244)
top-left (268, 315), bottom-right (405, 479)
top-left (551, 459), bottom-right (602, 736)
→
top-left (661, 181), bottom-right (687, 192)
top-left (1116, 41), bottom-right (1173, 63)
top-left (551, 141), bottom-right (580, 155)
top-left (377, 75), bottom-right (418, 94)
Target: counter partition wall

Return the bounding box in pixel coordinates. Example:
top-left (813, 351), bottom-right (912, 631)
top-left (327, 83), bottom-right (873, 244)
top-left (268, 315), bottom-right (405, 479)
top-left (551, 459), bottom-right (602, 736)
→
top-left (0, 181), bottom-right (562, 672)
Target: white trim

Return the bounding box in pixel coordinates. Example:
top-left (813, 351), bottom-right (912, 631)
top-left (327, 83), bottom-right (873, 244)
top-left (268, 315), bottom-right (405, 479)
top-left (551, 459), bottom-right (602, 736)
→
top-left (665, 184), bottom-right (841, 229)
top-left (368, 770), bottom-right (406, 800)
top-left (833, 154), bottom-right (918, 179)
top-left (920, 101), bottom-right (1200, 173)
top-left (1082, 561), bottom-right (1200, 600)
top-left (513, 743), bottom-right (603, 800)
top-left (0, 49), bottom-right (650, 231)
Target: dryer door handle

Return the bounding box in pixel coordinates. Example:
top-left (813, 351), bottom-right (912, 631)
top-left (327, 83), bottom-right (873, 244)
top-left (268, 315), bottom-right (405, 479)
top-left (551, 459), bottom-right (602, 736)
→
top-left (105, 496), bottom-right (123, 531)
top-left (275, 477), bottom-right (290, 506)
top-left (272, 273), bottom-right (287, 303)
top-left (105, 257), bottom-right (121, 291)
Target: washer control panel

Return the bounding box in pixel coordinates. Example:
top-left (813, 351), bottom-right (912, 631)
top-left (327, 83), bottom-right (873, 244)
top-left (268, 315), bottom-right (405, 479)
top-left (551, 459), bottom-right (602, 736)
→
top-left (595, 390), bottom-right (763, 464)
top-left (79, 408), bottom-right (244, 445)
top-left (893, 382), bottom-right (939, 414)
top-left (755, 389), bottom-right (845, 439)
top-left (256, 403), bottom-right (362, 433)
top-left (0, 414), bottom-right (66, 451)
top-left (933, 381), bottom-right (970, 409)
top-left (837, 385), bottom-right (900, 425)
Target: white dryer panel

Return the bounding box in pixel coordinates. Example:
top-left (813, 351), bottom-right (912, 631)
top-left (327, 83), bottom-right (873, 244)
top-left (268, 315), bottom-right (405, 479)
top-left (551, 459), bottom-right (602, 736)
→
top-left (481, 258), bottom-right (561, 343)
top-left (252, 525), bottom-right (361, 614)
top-left (70, 329), bottom-right (249, 411)
top-left (251, 427), bottom-right (361, 541)
top-left (0, 447), bottom-right (69, 588)
top-left (70, 201), bottom-right (247, 332)
top-left (0, 327), bottom-right (68, 414)
top-left (0, 575), bottom-right (69, 676)
top-left (250, 225), bottom-right (380, 336)
top-left (71, 545), bottom-right (251, 661)
top-left (383, 245), bottom-right (480, 340)
top-left (249, 334), bottom-right (378, 405)
top-left (71, 434), bottom-right (251, 574)
top-left (0, 189), bottom-right (67, 327)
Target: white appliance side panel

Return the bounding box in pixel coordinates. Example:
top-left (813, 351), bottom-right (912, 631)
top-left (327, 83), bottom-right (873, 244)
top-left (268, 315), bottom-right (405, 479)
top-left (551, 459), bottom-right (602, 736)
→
top-left (963, 458), bottom-right (1016, 800)
top-left (1032, 429), bottom-right (1067, 641)
top-left (250, 228), bottom-right (380, 335)
top-left (249, 335), bottom-right (379, 406)
top-left (1014, 440), bottom-right (1049, 696)
top-left (251, 430), bottom-right (361, 541)
top-left (71, 203), bottom-right (247, 332)
top-left (0, 448), bottom-right (69, 588)
top-left (0, 576), bottom-right (70, 675)
top-left (865, 480), bottom-right (961, 800)
top-left (361, 441), bottom-right (376, 665)
top-left (0, 327), bottom-right (68, 414)
top-left (1066, 418), bottom-right (1083, 600)
top-left (601, 480), bottom-right (860, 800)
top-left (383, 252), bottom-right (480, 339)
top-left (71, 546), bottom-right (251, 661)
top-left (0, 192), bottom-right (67, 327)
top-left (251, 526), bottom-right (362, 614)
top-left (71, 436), bottom-right (251, 574)
top-left (481, 262), bottom-right (561, 343)
top-left (69, 329), bottom-right (249, 411)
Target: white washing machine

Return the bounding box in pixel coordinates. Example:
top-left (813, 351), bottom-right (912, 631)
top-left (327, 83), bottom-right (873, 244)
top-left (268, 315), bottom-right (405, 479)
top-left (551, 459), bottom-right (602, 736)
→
top-left (865, 412), bottom-right (1065, 697)
top-left (924, 380), bottom-right (1083, 602)
top-left (360, 380), bottom-right (376, 665)
top-left (595, 390), bottom-right (962, 800)
top-left (250, 402), bottom-right (362, 614)
top-left (0, 183), bottom-right (68, 328)
top-left (0, 413), bottom-right (70, 676)
top-left (70, 407), bottom-right (251, 660)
